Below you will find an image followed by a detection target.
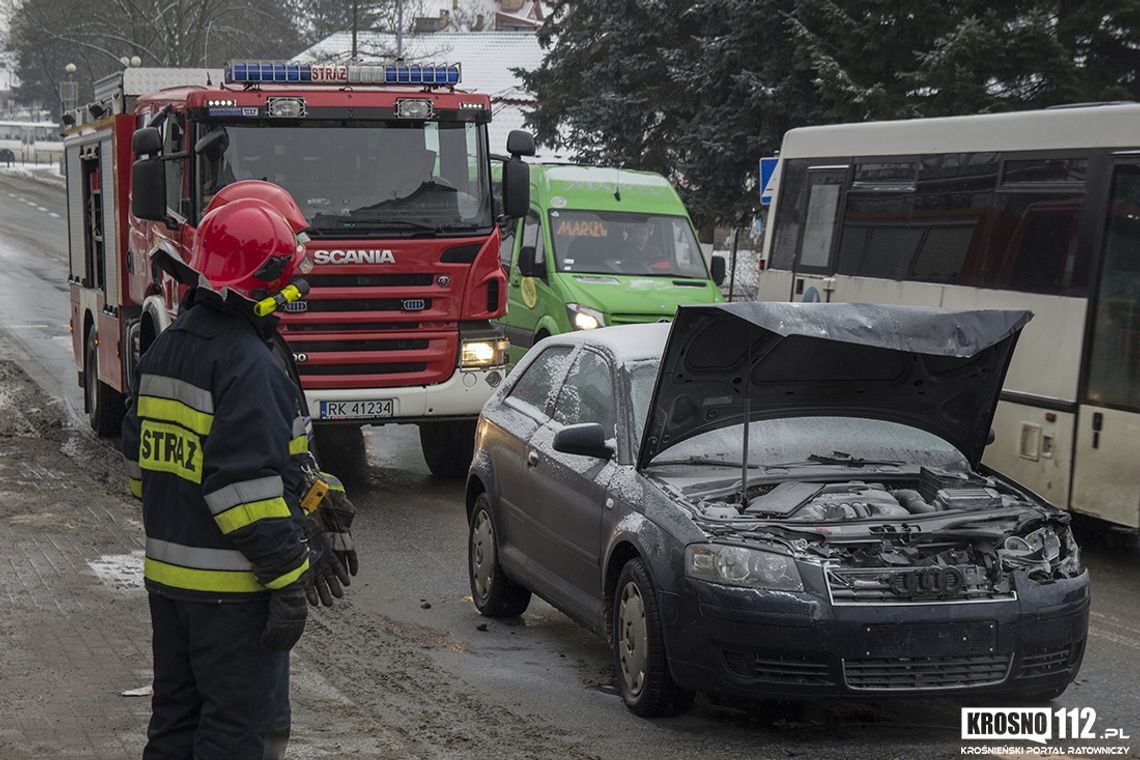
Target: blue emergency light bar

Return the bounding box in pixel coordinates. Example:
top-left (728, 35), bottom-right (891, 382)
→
top-left (224, 62), bottom-right (461, 86)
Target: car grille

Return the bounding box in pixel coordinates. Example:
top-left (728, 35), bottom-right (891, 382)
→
top-left (721, 650), bottom-right (833, 684)
top-left (1018, 642), bottom-right (1082, 678)
top-left (843, 654), bottom-right (1011, 690)
top-left (608, 312), bottom-right (672, 325)
top-left (302, 298), bottom-right (434, 313)
top-left (827, 565), bottom-right (1016, 605)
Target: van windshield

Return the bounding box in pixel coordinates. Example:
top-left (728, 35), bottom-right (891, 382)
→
top-left (547, 210), bottom-right (709, 279)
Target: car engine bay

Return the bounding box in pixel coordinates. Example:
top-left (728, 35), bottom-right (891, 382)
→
top-left (688, 466), bottom-right (1084, 589)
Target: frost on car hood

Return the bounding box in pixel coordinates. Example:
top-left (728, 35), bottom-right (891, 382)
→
top-left (637, 302), bottom-right (1032, 470)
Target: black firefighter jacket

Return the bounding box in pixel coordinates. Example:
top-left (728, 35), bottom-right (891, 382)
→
top-left (121, 291), bottom-right (311, 601)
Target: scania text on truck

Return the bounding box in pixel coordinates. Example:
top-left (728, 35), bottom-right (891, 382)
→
top-left (64, 63), bottom-right (532, 477)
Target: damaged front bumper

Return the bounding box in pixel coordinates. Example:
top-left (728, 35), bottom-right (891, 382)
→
top-left (660, 567), bottom-right (1089, 700)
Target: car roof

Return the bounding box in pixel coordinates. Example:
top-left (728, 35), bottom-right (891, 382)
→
top-left (542, 323), bottom-right (670, 363)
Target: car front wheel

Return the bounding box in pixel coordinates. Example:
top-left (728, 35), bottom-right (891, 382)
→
top-left (468, 494), bottom-right (530, 618)
top-left (613, 557), bottom-right (695, 717)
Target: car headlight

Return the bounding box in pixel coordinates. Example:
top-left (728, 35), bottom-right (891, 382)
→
top-left (566, 303), bottom-right (605, 331)
top-left (461, 338), bottom-right (509, 368)
top-left (685, 544), bottom-right (804, 591)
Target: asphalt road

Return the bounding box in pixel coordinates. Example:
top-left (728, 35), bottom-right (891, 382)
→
top-left (1, 169), bottom-right (1137, 759)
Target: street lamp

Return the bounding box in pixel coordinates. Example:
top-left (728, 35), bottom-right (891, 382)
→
top-left (60, 63), bottom-right (79, 120)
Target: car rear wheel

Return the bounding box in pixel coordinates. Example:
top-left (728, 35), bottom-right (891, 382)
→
top-left (420, 419), bottom-right (476, 479)
top-left (468, 494), bottom-right (531, 618)
top-left (613, 558), bottom-right (695, 717)
top-left (85, 329), bottom-right (125, 437)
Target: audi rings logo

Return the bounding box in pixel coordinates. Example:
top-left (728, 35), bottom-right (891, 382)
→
top-left (888, 566), bottom-right (965, 598)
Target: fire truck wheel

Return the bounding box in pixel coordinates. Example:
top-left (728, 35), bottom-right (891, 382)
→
top-left (85, 329), bottom-right (125, 437)
top-left (419, 420), bottom-right (476, 479)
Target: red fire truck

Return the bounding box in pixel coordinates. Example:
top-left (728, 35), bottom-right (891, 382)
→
top-left (64, 62), bottom-right (532, 476)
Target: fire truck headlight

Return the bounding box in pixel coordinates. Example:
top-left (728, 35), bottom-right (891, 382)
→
top-left (461, 338), bottom-right (509, 369)
top-left (267, 97), bottom-right (306, 118)
top-left (396, 99), bottom-right (434, 120)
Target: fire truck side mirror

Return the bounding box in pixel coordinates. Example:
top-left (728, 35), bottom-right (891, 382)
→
top-left (506, 130), bottom-right (535, 158)
top-left (501, 158), bottom-right (530, 219)
top-left (132, 127), bottom-right (162, 157)
top-left (131, 159), bottom-right (167, 222)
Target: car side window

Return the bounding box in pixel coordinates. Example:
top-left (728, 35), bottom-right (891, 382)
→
top-left (553, 350), bottom-right (615, 436)
top-left (507, 346), bottom-right (574, 417)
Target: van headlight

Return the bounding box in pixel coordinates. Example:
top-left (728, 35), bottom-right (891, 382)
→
top-left (461, 338), bottom-right (509, 368)
top-left (685, 544), bottom-right (803, 591)
top-left (566, 303), bottom-right (605, 330)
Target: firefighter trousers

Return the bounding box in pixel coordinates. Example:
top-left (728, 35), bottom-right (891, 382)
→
top-left (143, 593), bottom-right (291, 760)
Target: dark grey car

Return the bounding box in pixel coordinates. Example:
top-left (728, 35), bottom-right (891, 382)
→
top-left (465, 302), bottom-right (1088, 717)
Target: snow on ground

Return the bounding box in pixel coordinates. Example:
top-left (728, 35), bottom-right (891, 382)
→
top-left (0, 161), bottom-right (65, 190)
top-left (713, 247), bottom-right (761, 301)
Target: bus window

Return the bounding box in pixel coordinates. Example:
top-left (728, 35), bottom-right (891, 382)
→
top-left (798, 168), bottom-right (846, 270)
top-left (1086, 165), bottom-right (1140, 410)
top-left (769, 159), bottom-right (809, 271)
top-left (979, 193), bottom-right (1084, 294)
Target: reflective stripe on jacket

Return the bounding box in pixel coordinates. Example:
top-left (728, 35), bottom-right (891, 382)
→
top-left (121, 293), bottom-right (308, 601)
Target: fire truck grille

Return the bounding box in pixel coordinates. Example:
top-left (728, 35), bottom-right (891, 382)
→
top-left (288, 339), bottom-right (429, 354)
top-left (297, 362), bottom-right (428, 377)
top-left (303, 298), bottom-right (434, 313)
top-left (306, 273), bottom-right (433, 288)
top-left (284, 321), bottom-right (421, 333)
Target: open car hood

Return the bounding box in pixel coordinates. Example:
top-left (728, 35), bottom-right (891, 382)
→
top-left (637, 302), bottom-right (1032, 471)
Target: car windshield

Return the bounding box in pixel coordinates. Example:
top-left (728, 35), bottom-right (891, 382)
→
top-left (197, 120), bottom-right (491, 235)
top-left (548, 210), bottom-right (709, 278)
top-left (628, 364), bottom-right (970, 470)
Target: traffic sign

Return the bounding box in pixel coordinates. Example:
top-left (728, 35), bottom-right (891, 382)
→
top-left (759, 156), bottom-right (779, 206)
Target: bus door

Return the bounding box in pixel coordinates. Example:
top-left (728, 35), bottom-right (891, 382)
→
top-left (790, 166), bottom-right (847, 302)
top-left (1072, 159), bottom-right (1140, 530)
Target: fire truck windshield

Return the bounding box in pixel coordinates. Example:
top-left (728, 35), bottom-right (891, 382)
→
top-left (197, 120), bottom-right (492, 236)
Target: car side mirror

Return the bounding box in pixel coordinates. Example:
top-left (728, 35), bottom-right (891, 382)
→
top-left (517, 245), bottom-right (542, 278)
top-left (710, 255), bottom-right (727, 286)
top-left (131, 158), bottom-right (167, 221)
top-left (506, 130), bottom-right (536, 157)
top-left (132, 127), bottom-right (162, 157)
top-left (552, 423), bottom-right (614, 460)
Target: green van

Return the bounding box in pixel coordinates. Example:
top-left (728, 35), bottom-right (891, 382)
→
top-left (496, 164), bottom-right (725, 364)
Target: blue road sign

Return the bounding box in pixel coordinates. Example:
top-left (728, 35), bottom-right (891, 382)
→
top-left (759, 156), bottom-right (779, 206)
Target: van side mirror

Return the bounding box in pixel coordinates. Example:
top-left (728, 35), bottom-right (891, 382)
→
top-left (710, 255), bottom-right (727, 286)
top-left (517, 245), bottom-right (541, 278)
top-left (132, 127), bottom-right (162, 157)
top-left (502, 157), bottom-right (529, 219)
top-left (131, 158), bottom-right (167, 221)
top-left (552, 423), bottom-right (614, 460)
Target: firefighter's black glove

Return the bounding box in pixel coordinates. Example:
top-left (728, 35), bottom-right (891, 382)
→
top-left (259, 578), bottom-right (309, 651)
top-left (303, 513), bottom-right (349, 608)
top-left (320, 473), bottom-right (359, 577)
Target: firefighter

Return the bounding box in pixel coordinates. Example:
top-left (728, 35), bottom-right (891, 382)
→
top-left (122, 198), bottom-right (330, 760)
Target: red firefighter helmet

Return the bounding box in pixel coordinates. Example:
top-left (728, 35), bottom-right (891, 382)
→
top-left (204, 179), bottom-right (309, 236)
top-left (189, 198), bottom-right (304, 299)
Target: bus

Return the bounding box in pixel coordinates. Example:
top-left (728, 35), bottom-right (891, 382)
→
top-left (0, 119), bottom-right (63, 163)
top-left (758, 103), bottom-right (1140, 532)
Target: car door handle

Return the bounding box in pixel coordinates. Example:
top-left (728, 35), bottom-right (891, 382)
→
top-left (526, 450), bottom-right (539, 468)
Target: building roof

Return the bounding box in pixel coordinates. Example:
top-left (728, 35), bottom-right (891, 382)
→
top-left (294, 31), bottom-right (568, 158)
